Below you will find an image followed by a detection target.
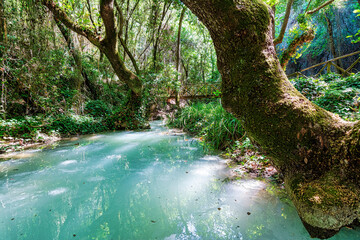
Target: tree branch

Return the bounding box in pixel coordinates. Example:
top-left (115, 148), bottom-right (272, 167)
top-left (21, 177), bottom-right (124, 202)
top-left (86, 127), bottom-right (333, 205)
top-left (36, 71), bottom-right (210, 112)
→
top-left (274, 0), bottom-right (294, 46)
top-left (41, 0), bottom-right (101, 47)
top-left (306, 0), bottom-right (334, 15)
top-left (114, 0), bottom-right (125, 36)
top-left (280, 28), bottom-right (315, 68)
top-left (305, 0), bottom-right (313, 13)
top-left (86, 0), bottom-right (98, 33)
top-left (119, 37), bottom-right (140, 74)
top-left (100, 0), bottom-right (117, 47)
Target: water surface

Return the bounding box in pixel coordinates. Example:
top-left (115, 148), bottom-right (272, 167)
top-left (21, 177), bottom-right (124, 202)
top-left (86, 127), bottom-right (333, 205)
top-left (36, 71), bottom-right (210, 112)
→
top-left (0, 121), bottom-right (359, 240)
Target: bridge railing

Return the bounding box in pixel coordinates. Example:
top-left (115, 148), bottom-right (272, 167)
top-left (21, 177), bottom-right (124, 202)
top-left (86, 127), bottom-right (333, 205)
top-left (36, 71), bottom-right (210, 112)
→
top-left (168, 82), bottom-right (221, 99)
top-left (288, 51), bottom-right (360, 78)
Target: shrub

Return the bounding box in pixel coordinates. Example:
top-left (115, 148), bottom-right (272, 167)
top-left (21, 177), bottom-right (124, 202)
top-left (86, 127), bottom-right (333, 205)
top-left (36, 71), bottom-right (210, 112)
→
top-left (50, 115), bottom-right (108, 135)
top-left (84, 100), bottom-right (111, 117)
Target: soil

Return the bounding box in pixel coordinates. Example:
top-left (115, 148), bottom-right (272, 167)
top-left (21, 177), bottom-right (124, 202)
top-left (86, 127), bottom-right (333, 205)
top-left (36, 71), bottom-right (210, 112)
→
top-left (0, 134), bottom-right (60, 159)
top-left (223, 147), bottom-right (284, 185)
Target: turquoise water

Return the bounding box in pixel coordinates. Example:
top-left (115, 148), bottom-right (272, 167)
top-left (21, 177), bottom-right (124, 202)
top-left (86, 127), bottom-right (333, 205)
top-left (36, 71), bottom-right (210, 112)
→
top-left (0, 121), bottom-right (359, 240)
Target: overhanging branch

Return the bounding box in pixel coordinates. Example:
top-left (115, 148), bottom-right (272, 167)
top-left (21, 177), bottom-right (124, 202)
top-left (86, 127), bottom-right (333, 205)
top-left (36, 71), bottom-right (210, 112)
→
top-left (41, 0), bottom-right (101, 47)
top-left (306, 0), bottom-right (334, 15)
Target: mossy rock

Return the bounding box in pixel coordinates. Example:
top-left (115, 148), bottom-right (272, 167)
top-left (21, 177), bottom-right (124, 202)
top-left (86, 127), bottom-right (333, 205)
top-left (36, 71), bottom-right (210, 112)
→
top-left (286, 170), bottom-right (360, 238)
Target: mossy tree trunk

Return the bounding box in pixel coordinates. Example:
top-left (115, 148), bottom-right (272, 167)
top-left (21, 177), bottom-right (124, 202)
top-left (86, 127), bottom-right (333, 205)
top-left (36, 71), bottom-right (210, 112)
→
top-left (181, 0), bottom-right (360, 238)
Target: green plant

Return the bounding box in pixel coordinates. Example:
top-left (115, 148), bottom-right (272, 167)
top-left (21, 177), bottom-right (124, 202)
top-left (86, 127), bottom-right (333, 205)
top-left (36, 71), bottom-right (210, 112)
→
top-left (291, 73), bottom-right (360, 120)
top-left (85, 100), bottom-right (111, 117)
top-left (167, 100), bottom-right (244, 150)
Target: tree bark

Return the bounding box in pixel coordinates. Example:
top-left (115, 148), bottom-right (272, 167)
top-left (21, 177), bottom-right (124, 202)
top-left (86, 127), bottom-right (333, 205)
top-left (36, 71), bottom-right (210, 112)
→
top-left (181, 0), bottom-right (360, 238)
top-left (334, 10), bottom-right (344, 70)
top-left (54, 18), bottom-right (84, 90)
top-left (114, 1), bottom-right (140, 75)
top-left (152, 1), bottom-right (171, 72)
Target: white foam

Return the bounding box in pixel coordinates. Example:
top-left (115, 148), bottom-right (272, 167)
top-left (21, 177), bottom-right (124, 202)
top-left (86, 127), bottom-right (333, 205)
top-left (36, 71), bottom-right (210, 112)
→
top-left (87, 176), bottom-right (105, 182)
top-left (48, 188), bottom-right (67, 196)
top-left (201, 155), bottom-right (219, 161)
top-left (60, 160), bottom-right (77, 166)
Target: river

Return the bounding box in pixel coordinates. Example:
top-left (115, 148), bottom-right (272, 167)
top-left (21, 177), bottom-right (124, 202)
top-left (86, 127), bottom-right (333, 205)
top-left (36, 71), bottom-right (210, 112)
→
top-left (0, 121), bottom-right (359, 239)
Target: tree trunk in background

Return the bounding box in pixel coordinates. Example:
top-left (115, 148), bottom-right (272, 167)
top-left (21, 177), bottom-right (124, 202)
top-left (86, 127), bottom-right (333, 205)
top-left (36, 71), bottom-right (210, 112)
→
top-left (175, 7), bottom-right (186, 105)
top-left (54, 18), bottom-right (84, 91)
top-left (0, 0), bottom-right (6, 118)
top-left (54, 18), bottom-right (99, 99)
top-left (181, 0), bottom-right (360, 238)
top-left (152, 1), bottom-right (171, 72)
top-left (0, 0), bottom-right (6, 50)
top-left (324, 13), bottom-right (341, 74)
top-left (176, 7), bottom-right (186, 76)
top-left (115, 0), bottom-right (140, 75)
top-left (334, 10), bottom-right (344, 69)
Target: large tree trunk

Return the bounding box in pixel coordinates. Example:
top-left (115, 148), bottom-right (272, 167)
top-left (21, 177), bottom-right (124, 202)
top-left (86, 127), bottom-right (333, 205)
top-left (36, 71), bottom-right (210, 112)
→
top-left (181, 0), bottom-right (360, 238)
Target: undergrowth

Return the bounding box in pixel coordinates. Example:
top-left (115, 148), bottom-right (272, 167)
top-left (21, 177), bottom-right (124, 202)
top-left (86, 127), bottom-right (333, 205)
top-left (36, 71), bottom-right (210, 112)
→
top-left (291, 73), bottom-right (360, 120)
top-left (0, 98), bottom-right (147, 141)
top-left (167, 100), bottom-right (245, 150)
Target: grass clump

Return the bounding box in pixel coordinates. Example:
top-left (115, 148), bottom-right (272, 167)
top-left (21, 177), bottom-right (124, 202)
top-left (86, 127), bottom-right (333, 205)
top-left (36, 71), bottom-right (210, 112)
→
top-left (167, 100), bottom-right (245, 150)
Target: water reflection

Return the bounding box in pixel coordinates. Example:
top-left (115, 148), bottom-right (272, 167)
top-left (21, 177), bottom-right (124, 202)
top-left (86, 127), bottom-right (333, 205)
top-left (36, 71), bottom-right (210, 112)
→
top-left (0, 121), bottom-right (360, 239)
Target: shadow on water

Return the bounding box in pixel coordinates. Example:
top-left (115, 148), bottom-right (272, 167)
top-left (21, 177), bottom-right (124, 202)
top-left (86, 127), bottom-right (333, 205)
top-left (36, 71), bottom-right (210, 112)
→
top-left (0, 121), bottom-right (360, 240)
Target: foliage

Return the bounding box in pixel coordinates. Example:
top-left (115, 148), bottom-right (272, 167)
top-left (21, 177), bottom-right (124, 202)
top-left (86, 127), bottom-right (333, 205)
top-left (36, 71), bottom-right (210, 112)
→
top-left (167, 100), bottom-right (244, 150)
top-left (1, 0), bottom-right (220, 134)
top-left (291, 76), bottom-right (327, 101)
top-left (347, 9), bottom-right (360, 43)
top-left (0, 116), bottom-right (46, 139)
top-left (84, 100), bottom-right (111, 117)
top-left (291, 73), bottom-right (360, 120)
top-left (169, 73), bottom-right (360, 153)
top-left (276, 0), bottom-right (360, 68)
top-left (0, 114), bottom-right (109, 139)
top-left (49, 114), bottom-right (108, 135)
